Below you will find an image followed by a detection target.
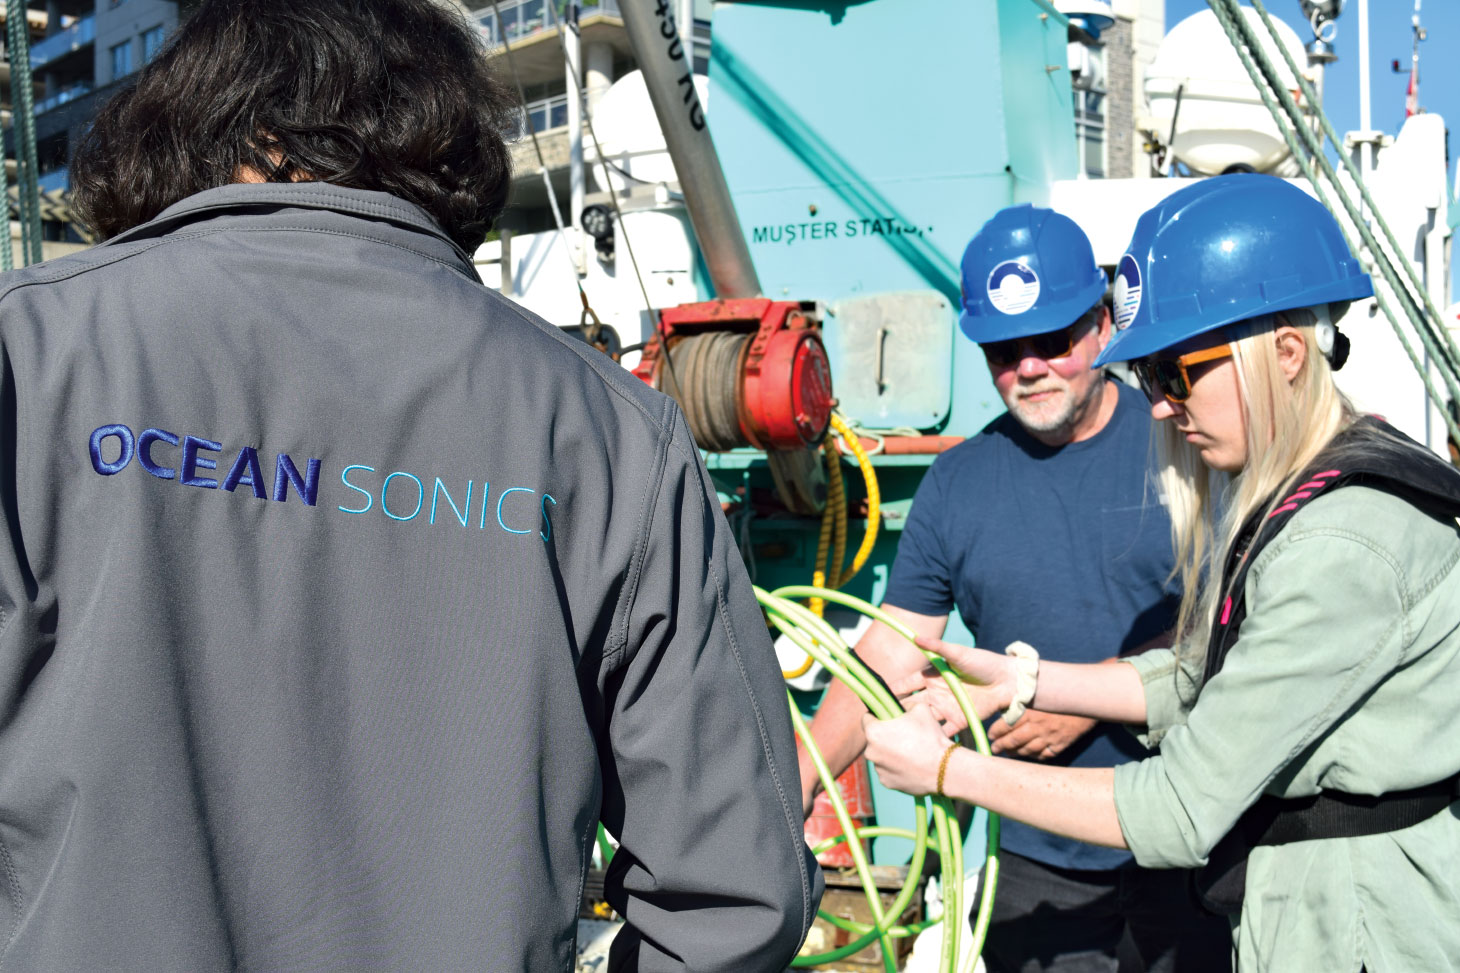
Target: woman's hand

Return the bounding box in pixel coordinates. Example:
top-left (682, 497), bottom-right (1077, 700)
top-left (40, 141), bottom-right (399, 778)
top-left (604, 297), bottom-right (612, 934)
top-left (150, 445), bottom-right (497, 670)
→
top-left (860, 706), bottom-right (954, 797)
top-left (888, 637), bottom-right (1017, 731)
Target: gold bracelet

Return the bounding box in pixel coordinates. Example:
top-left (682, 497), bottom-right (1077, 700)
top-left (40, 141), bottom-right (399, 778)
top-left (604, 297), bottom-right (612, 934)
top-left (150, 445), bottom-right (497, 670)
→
top-left (936, 742), bottom-right (959, 798)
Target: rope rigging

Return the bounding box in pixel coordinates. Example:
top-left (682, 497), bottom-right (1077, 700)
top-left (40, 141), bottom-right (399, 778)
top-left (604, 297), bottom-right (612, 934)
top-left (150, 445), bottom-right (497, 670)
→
top-left (1206, 0), bottom-right (1460, 449)
top-left (4, 1), bottom-right (43, 269)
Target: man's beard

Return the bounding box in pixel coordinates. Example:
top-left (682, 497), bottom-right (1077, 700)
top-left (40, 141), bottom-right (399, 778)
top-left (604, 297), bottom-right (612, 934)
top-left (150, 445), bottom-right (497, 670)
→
top-left (1007, 375), bottom-right (1103, 438)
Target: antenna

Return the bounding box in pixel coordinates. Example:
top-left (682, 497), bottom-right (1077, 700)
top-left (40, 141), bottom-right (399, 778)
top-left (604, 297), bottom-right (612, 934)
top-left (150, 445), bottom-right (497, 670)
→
top-left (1405, 0), bottom-right (1425, 117)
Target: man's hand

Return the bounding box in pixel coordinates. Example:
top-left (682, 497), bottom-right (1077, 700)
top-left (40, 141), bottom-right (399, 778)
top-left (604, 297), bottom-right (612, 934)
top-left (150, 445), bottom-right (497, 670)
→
top-left (988, 709), bottom-right (1096, 760)
top-left (797, 742), bottom-right (820, 819)
top-left (794, 607), bottom-right (951, 820)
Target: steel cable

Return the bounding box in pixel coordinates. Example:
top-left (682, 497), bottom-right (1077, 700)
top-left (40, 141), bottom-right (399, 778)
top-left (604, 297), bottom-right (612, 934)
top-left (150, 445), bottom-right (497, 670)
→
top-left (665, 331), bottom-right (747, 450)
top-left (1246, 0), bottom-right (1460, 378)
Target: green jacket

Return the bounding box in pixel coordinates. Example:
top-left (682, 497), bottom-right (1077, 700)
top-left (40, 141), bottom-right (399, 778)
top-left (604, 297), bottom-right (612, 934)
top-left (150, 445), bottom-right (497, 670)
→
top-left (1114, 485), bottom-right (1460, 972)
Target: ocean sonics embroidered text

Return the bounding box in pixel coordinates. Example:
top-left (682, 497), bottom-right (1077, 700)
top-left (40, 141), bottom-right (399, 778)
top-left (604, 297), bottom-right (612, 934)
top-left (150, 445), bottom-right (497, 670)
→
top-left (88, 423), bottom-right (559, 541)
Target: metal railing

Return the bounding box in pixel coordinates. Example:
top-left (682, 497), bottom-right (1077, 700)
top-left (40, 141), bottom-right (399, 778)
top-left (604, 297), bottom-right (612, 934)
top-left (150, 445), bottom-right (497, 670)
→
top-left (473, 0), bottom-right (621, 49)
top-left (29, 15), bottom-right (95, 70)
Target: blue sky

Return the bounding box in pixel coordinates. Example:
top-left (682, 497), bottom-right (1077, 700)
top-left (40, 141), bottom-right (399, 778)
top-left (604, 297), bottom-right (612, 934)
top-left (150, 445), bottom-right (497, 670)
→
top-left (1164, 1), bottom-right (1458, 190)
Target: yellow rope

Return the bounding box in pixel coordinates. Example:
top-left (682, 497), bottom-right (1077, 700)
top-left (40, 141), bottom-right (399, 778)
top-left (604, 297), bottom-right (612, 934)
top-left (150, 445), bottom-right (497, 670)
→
top-left (784, 415), bottom-right (882, 681)
top-left (788, 439), bottom-right (844, 678)
top-left (808, 439), bottom-right (839, 619)
top-left (826, 448), bottom-right (848, 592)
top-left (829, 413), bottom-right (881, 588)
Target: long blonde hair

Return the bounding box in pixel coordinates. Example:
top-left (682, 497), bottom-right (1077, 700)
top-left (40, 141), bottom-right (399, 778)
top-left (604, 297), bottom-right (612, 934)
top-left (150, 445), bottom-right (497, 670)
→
top-left (1157, 306), bottom-right (1359, 651)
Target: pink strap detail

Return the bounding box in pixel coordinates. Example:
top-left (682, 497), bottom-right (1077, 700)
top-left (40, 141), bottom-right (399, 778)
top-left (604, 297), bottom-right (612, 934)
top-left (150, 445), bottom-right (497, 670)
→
top-left (1313, 470), bottom-right (1341, 478)
top-left (1220, 596), bottom-right (1233, 625)
top-left (1268, 502), bottom-right (1300, 518)
top-left (1296, 480), bottom-right (1329, 491)
top-left (1286, 491), bottom-right (1313, 501)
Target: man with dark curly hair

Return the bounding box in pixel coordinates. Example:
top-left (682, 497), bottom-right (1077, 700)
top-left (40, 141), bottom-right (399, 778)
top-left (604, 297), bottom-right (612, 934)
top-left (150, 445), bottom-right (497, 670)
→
top-left (0, 2), bottom-right (819, 970)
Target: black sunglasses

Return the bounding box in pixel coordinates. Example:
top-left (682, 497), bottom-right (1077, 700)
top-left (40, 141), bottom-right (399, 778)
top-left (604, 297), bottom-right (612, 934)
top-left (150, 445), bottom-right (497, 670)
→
top-left (980, 318), bottom-right (1092, 368)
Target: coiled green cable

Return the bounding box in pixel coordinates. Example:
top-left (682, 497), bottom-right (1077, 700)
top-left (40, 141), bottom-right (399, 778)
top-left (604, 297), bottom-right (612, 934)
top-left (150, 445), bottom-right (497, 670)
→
top-left (761, 584), bottom-right (1000, 973)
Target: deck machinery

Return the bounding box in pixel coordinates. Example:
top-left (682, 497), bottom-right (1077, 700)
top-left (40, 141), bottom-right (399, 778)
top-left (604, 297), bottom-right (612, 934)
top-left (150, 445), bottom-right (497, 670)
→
top-left (608, 1), bottom-right (1082, 965)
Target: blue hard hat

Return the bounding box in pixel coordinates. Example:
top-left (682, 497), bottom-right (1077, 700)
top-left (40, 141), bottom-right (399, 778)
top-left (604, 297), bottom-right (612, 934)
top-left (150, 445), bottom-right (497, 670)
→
top-left (958, 204), bottom-right (1108, 343)
top-left (1095, 175), bottom-right (1373, 366)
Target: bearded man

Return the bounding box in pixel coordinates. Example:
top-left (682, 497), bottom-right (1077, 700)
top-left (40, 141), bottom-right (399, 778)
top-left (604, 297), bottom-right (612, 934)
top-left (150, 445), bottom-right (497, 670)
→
top-left (798, 207), bottom-right (1232, 972)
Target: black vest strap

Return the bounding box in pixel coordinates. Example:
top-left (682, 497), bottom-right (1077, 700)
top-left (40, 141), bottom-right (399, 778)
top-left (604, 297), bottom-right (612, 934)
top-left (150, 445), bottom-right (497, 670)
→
top-left (1192, 418), bottom-right (1460, 915)
top-left (1242, 775), bottom-right (1460, 846)
top-left (1203, 417), bottom-right (1460, 687)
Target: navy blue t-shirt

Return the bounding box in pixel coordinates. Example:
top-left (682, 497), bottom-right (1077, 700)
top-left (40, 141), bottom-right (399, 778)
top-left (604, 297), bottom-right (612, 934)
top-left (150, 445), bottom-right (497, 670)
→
top-left (883, 381), bottom-right (1177, 871)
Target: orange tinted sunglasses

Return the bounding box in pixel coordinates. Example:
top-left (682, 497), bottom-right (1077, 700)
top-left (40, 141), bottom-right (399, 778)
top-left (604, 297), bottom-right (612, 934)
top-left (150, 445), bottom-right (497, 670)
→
top-left (1131, 344), bottom-right (1233, 403)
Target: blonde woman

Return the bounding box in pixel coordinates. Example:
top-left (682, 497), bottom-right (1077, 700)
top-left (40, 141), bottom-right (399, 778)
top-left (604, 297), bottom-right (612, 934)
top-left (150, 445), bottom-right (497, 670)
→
top-left (863, 176), bottom-right (1460, 972)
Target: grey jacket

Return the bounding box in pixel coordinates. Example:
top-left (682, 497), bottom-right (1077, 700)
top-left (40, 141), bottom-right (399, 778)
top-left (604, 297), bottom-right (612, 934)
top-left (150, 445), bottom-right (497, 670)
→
top-left (0, 183), bottom-right (820, 972)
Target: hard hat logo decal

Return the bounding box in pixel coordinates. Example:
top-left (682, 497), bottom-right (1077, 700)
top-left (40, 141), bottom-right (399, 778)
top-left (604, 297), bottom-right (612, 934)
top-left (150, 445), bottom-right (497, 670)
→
top-left (1113, 255), bottom-right (1142, 332)
top-left (986, 261), bottom-right (1040, 315)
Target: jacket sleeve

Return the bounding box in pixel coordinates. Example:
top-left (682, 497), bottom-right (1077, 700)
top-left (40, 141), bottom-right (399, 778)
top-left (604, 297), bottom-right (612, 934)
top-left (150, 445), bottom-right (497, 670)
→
top-left (1120, 646), bottom-right (1204, 749)
top-left (602, 408), bottom-right (821, 973)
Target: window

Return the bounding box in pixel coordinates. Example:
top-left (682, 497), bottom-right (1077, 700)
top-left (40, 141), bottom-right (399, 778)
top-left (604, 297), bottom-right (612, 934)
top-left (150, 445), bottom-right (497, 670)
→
top-left (110, 40), bottom-right (133, 79)
top-left (508, 93), bottom-right (569, 140)
top-left (143, 25), bottom-right (165, 62)
top-left (1070, 45), bottom-right (1107, 179)
top-left (1075, 89), bottom-right (1106, 179)
top-left (474, 0), bottom-right (553, 47)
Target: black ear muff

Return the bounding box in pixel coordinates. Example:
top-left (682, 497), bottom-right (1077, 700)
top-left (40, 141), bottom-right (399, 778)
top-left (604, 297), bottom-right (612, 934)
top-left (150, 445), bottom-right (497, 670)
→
top-left (1330, 328), bottom-right (1350, 371)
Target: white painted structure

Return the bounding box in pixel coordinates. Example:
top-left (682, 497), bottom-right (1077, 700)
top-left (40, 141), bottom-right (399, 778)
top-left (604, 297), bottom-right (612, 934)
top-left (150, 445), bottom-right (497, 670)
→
top-left (1142, 8), bottom-right (1311, 176)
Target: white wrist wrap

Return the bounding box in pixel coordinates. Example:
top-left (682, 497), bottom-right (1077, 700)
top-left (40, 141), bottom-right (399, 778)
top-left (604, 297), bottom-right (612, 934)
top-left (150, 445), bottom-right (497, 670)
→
top-left (1001, 641), bottom-right (1040, 726)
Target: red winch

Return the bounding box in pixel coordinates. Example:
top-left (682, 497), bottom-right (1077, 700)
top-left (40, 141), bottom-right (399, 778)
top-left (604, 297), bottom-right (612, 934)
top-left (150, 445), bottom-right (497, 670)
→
top-left (633, 298), bottom-right (834, 453)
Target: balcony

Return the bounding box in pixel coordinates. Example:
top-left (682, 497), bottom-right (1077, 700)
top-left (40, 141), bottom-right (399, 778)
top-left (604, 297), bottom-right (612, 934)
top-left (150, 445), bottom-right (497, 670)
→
top-left (35, 80), bottom-right (92, 115)
top-left (29, 15), bottom-right (95, 70)
top-left (507, 90), bottom-right (573, 177)
top-left (37, 169), bottom-right (70, 193)
top-left (509, 127), bottom-right (570, 177)
top-left (473, 0), bottom-right (620, 49)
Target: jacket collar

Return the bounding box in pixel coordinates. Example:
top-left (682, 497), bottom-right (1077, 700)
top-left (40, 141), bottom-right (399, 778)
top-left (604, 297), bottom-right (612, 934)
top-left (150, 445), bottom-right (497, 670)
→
top-left (102, 182), bottom-right (480, 278)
